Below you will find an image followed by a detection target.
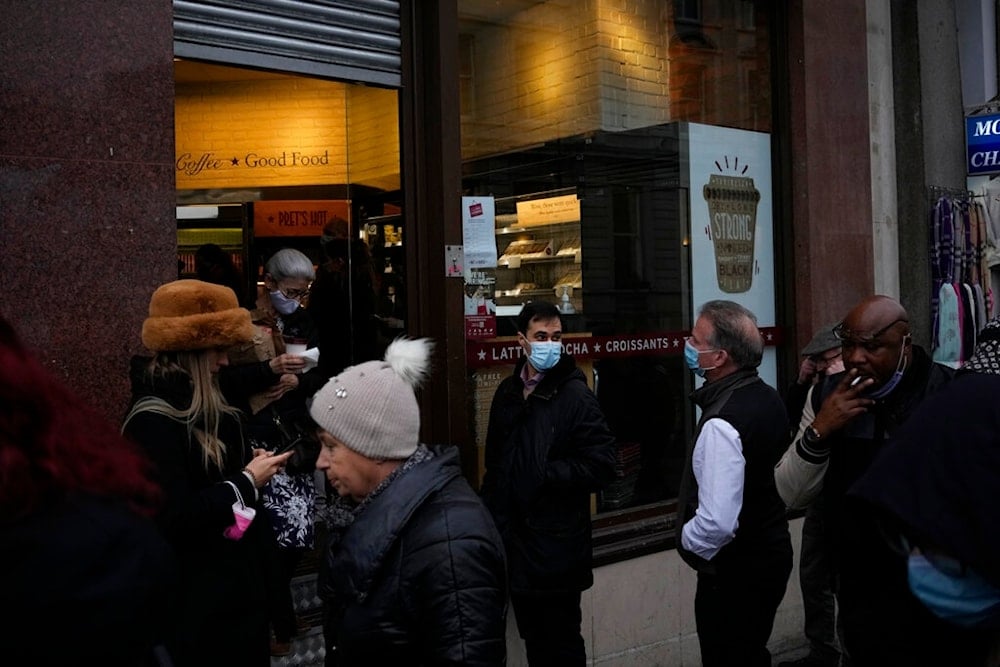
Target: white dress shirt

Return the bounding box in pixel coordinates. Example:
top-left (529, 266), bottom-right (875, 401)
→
top-left (680, 417), bottom-right (745, 560)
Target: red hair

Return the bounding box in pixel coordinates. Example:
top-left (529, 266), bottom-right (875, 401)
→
top-left (0, 316), bottom-right (161, 520)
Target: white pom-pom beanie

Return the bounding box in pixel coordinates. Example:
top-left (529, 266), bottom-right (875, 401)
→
top-left (309, 337), bottom-right (434, 459)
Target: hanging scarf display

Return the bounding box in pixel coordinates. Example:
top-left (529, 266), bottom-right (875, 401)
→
top-left (929, 189), bottom-right (992, 367)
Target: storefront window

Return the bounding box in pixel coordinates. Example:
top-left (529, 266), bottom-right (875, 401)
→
top-left (173, 61), bottom-right (404, 370)
top-left (458, 0), bottom-right (775, 557)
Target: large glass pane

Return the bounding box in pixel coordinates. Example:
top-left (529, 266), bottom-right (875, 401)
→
top-left (459, 0), bottom-right (773, 515)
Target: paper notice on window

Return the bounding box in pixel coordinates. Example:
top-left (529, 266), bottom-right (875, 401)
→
top-left (461, 197), bottom-right (498, 278)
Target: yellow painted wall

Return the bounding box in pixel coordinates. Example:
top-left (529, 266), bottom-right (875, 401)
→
top-left (347, 86), bottom-right (401, 191)
top-left (175, 76), bottom-right (400, 192)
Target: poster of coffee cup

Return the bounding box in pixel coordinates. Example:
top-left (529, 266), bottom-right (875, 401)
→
top-left (686, 123), bottom-right (774, 317)
top-left (686, 123), bottom-right (776, 388)
top-left (702, 173), bottom-right (760, 293)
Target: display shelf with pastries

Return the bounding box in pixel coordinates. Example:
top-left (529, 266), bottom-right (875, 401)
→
top-left (492, 189), bottom-right (583, 315)
top-left (497, 238), bottom-right (555, 266)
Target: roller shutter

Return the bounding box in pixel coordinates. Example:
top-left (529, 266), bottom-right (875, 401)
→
top-left (174, 0), bottom-right (401, 87)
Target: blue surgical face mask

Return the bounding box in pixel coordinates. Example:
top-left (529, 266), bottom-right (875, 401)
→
top-left (908, 552), bottom-right (1000, 628)
top-left (269, 290), bottom-right (300, 316)
top-left (684, 339), bottom-right (718, 378)
top-left (526, 340), bottom-right (561, 371)
top-left (866, 334), bottom-right (910, 399)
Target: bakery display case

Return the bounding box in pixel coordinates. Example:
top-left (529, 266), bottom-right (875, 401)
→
top-left (493, 191), bottom-right (583, 315)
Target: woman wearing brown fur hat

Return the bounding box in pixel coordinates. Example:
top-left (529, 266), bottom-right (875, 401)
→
top-left (123, 279), bottom-right (293, 667)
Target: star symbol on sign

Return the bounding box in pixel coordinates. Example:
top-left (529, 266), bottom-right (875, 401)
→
top-left (477, 350), bottom-right (487, 361)
top-left (230, 157), bottom-right (239, 166)
top-left (594, 342), bottom-right (601, 352)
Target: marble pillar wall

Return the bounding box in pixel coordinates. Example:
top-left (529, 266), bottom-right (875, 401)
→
top-left (1, 1), bottom-right (176, 421)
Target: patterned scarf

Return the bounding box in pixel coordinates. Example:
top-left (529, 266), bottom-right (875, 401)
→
top-left (324, 443), bottom-right (434, 542)
top-left (962, 316), bottom-right (1000, 375)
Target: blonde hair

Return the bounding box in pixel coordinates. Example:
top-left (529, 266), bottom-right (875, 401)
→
top-left (123, 351), bottom-right (243, 472)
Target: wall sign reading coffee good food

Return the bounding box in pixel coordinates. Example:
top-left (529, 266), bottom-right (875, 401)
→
top-left (176, 150), bottom-right (331, 175)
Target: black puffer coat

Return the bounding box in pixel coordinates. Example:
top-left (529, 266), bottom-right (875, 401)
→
top-left (481, 354), bottom-right (616, 593)
top-left (320, 445), bottom-right (507, 666)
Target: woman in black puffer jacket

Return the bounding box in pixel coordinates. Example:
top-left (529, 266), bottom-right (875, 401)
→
top-left (310, 338), bottom-right (507, 666)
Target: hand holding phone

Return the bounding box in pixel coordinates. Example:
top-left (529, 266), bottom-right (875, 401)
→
top-left (271, 435), bottom-right (303, 456)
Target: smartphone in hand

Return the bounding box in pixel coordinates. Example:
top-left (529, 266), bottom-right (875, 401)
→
top-left (271, 435), bottom-right (303, 456)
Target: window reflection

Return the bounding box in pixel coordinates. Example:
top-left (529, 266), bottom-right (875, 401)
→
top-left (459, 0), bottom-right (772, 517)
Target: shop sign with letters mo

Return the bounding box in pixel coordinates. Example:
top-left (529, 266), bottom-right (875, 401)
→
top-left (967, 112), bottom-right (1000, 176)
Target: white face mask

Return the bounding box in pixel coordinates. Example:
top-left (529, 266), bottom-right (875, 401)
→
top-left (269, 290), bottom-right (300, 315)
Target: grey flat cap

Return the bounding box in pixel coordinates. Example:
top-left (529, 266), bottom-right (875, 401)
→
top-left (801, 322), bottom-right (841, 357)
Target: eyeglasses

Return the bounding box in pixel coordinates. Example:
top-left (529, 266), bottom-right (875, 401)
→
top-left (279, 286), bottom-right (310, 301)
top-left (834, 318), bottom-right (908, 352)
top-left (265, 272), bottom-right (311, 301)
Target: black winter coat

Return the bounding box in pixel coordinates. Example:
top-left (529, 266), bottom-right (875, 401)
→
top-left (2, 494), bottom-right (178, 666)
top-left (815, 346), bottom-right (964, 665)
top-left (481, 354), bottom-right (616, 593)
top-left (320, 445), bottom-right (507, 666)
top-left (123, 356), bottom-right (272, 667)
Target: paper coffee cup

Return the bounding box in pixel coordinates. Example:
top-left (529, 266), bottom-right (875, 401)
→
top-left (284, 337), bottom-right (307, 356)
top-left (703, 174), bottom-right (760, 293)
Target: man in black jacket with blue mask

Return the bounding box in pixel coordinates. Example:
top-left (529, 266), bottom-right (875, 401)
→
top-left (481, 300), bottom-right (616, 666)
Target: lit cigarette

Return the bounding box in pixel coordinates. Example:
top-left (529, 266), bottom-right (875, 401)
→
top-left (850, 376), bottom-right (864, 387)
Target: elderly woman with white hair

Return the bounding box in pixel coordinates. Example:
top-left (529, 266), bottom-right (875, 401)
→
top-left (219, 247), bottom-right (328, 655)
top-left (311, 337), bottom-right (508, 666)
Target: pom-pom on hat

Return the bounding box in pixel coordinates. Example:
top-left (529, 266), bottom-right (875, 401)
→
top-left (309, 337), bottom-right (434, 460)
top-left (141, 279), bottom-right (255, 352)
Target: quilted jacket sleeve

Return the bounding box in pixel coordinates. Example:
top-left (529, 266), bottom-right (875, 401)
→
top-left (405, 486), bottom-right (508, 666)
